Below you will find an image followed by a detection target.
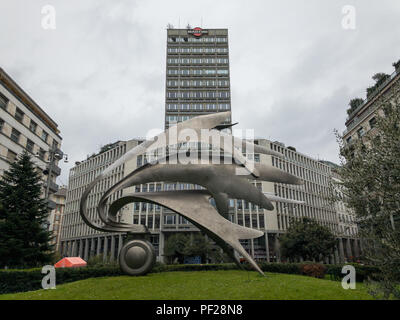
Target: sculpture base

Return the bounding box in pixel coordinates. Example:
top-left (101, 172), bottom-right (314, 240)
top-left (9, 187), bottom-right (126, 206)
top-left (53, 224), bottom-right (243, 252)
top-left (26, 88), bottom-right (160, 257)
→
top-left (119, 239), bottom-right (156, 276)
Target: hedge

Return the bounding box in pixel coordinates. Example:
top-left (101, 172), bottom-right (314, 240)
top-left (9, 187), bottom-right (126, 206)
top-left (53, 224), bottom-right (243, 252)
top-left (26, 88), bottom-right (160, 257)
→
top-left (0, 262), bottom-right (381, 295)
top-left (0, 266), bottom-right (122, 294)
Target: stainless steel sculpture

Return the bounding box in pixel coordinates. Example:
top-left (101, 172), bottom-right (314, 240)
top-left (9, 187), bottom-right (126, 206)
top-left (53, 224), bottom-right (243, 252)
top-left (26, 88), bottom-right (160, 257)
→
top-left (80, 111), bottom-right (303, 276)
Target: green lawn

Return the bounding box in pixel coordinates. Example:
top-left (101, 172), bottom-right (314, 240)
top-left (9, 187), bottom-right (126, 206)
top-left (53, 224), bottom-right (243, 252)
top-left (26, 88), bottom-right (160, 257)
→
top-left (0, 270), bottom-right (373, 300)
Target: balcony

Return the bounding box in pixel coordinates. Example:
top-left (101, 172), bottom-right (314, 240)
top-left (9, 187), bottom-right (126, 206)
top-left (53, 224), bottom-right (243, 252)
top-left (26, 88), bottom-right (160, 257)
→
top-left (47, 199), bottom-right (57, 210)
top-left (46, 180), bottom-right (59, 194)
top-left (51, 164), bottom-right (62, 176)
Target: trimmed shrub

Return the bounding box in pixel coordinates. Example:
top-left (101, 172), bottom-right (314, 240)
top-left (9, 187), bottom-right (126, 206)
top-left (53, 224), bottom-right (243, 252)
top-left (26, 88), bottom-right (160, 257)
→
top-left (300, 263), bottom-right (326, 279)
top-left (0, 266), bottom-right (122, 294)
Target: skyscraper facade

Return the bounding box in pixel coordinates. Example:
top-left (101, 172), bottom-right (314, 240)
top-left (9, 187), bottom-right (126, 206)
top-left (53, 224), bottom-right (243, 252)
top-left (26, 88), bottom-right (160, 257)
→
top-left (165, 28), bottom-right (231, 129)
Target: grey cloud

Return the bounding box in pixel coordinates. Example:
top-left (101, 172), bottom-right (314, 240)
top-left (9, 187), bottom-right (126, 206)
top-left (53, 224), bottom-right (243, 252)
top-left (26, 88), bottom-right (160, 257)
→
top-left (0, 0), bottom-right (400, 184)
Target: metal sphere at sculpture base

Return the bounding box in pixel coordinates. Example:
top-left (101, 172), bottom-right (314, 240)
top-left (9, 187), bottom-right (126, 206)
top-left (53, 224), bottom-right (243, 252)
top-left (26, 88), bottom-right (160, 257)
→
top-left (119, 239), bottom-right (156, 276)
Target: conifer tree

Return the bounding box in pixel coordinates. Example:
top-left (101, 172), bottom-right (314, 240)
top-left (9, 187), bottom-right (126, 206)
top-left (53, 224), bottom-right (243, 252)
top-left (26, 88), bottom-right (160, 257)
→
top-left (0, 151), bottom-right (54, 268)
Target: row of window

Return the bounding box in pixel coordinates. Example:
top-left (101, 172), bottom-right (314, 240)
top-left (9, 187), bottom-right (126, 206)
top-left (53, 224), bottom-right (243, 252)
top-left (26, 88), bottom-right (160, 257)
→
top-left (168, 36), bottom-right (227, 43)
top-left (167, 58), bottom-right (228, 65)
top-left (166, 91), bottom-right (230, 99)
top-left (167, 80), bottom-right (229, 87)
top-left (166, 115), bottom-right (194, 123)
top-left (168, 47), bottom-right (228, 54)
top-left (166, 103), bottom-right (230, 111)
top-left (167, 68), bottom-right (229, 76)
top-left (0, 117), bottom-right (51, 161)
top-left (0, 93), bottom-right (56, 147)
top-left (270, 142), bottom-right (330, 173)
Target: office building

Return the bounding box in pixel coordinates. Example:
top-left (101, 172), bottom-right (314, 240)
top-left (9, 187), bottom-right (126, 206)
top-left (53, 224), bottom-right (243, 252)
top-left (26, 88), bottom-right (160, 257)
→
top-left (165, 28), bottom-right (231, 129)
top-left (0, 67), bottom-right (63, 212)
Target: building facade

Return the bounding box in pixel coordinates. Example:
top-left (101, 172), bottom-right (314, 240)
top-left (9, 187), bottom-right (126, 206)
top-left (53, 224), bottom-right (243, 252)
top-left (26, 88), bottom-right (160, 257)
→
top-left (48, 186), bottom-right (67, 252)
top-left (165, 28), bottom-right (231, 129)
top-left (0, 67), bottom-right (63, 211)
top-left (343, 65), bottom-right (400, 146)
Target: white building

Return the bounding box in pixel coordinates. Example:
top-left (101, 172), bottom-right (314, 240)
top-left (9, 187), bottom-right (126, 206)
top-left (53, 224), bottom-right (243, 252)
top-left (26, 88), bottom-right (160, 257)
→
top-left (60, 137), bottom-right (361, 263)
top-left (0, 67), bottom-right (63, 211)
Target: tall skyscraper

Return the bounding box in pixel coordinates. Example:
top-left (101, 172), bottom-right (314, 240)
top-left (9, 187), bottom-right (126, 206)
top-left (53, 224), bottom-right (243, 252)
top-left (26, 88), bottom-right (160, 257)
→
top-left (165, 27), bottom-right (231, 129)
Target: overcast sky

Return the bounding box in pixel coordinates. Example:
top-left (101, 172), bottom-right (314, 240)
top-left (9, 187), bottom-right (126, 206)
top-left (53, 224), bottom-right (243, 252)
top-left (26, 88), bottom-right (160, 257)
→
top-left (1, 0), bottom-right (400, 185)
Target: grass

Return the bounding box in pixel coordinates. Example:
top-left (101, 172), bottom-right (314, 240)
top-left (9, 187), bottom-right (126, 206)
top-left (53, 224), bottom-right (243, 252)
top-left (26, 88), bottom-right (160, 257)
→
top-left (0, 270), bottom-right (373, 300)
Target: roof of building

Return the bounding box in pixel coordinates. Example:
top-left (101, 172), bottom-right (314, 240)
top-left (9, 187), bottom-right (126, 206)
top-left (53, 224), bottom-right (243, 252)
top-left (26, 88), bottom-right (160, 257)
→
top-left (54, 187), bottom-right (67, 197)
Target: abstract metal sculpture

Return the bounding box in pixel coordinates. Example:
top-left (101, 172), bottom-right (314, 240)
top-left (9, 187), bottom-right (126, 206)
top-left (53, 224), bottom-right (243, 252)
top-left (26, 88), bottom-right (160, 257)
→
top-left (80, 111), bottom-right (303, 276)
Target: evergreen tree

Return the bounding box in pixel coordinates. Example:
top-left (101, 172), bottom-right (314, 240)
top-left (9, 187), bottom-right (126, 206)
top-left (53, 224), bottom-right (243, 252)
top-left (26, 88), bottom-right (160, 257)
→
top-left (280, 217), bottom-right (337, 262)
top-left (0, 151), bottom-right (54, 268)
top-left (336, 92), bottom-right (400, 299)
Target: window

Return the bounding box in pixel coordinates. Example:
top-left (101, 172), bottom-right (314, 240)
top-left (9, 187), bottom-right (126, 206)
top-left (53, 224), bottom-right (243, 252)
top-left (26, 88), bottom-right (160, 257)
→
top-left (26, 139), bottom-right (34, 153)
top-left (167, 91), bottom-right (178, 99)
top-left (357, 127), bottom-right (365, 138)
top-left (164, 215), bottom-right (176, 225)
top-left (15, 107), bottom-right (24, 122)
top-left (52, 139), bottom-right (58, 149)
top-left (167, 103), bottom-right (177, 110)
top-left (369, 117), bottom-right (377, 129)
top-left (41, 130), bottom-right (49, 142)
top-left (205, 91), bottom-right (216, 98)
top-left (181, 92), bottom-right (191, 99)
top-left (29, 120), bottom-right (37, 133)
top-left (0, 93), bottom-right (8, 110)
top-left (192, 91), bottom-right (202, 99)
top-left (346, 136), bottom-right (352, 144)
top-left (167, 69), bottom-right (178, 75)
top-left (7, 150), bottom-right (17, 163)
top-left (38, 148), bottom-right (46, 160)
top-left (11, 128), bottom-right (20, 143)
top-left (219, 91), bottom-right (230, 98)
top-left (0, 118), bottom-right (4, 131)
top-left (180, 69), bottom-right (190, 76)
top-left (217, 69), bottom-right (229, 75)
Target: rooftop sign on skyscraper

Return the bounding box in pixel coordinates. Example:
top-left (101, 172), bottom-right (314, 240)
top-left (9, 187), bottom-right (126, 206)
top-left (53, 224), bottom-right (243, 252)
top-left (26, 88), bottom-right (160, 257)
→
top-left (187, 27), bottom-right (208, 37)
